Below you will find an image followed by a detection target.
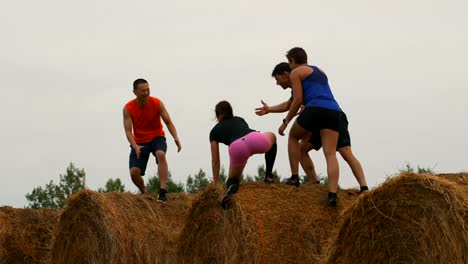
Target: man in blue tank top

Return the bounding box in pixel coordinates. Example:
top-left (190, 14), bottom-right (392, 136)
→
top-left (278, 47), bottom-right (343, 207)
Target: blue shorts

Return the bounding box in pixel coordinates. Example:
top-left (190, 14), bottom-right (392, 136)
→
top-left (129, 136), bottom-right (167, 176)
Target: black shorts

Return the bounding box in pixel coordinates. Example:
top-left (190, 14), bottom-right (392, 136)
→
top-left (307, 112), bottom-right (351, 150)
top-left (129, 136), bottom-right (167, 176)
top-left (297, 107), bottom-right (342, 132)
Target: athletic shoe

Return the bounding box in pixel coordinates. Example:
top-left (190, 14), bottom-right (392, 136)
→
top-left (157, 192), bottom-right (167, 203)
top-left (285, 176), bottom-right (300, 187)
top-left (327, 192), bottom-right (337, 207)
top-left (264, 175), bottom-right (274, 183)
top-left (359, 186), bottom-right (369, 194)
top-left (221, 184), bottom-right (239, 209)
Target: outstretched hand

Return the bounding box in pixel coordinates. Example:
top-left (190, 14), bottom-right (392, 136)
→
top-left (255, 100), bottom-right (270, 116)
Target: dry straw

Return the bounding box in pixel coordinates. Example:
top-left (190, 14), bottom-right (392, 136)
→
top-left (0, 207), bottom-right (59, 264)
top-left (51, 190), bottom-right (192, 264)
top-left (323, 173), bottom-right (468, 264)
top-left (178, 182), bottom-right (357, 264)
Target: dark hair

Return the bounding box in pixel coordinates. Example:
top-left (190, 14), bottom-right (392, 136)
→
top-left (133, 78), bottom-right (148, 90)
top-left (215, 100), bottom-right (234, 121)
top-left (286, 47), bottom-right (308, 64)
top-left (271, 62), bottom-right (292, 77)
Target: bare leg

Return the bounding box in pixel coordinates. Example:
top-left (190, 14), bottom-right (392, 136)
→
top-left (221, 164), bottom-right (246, 209)
top-left (228, 164), bottom-right (246, 182)
top-left (299, 141), bottom-right (319, 183)
top-left (338, 146), bottom-right (368, 187)
top-left (130, 167), bottom-right (147, 194)
top-left (264, 132), bottom-right (276, 146)
top-left (155, 150), bottom-right (168, 190)
top-left (288, 122), bottom-right (309, 175)
top-left (321, 129), bottom-right (339, 193)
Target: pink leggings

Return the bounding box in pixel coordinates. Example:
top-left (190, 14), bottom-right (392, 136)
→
top-left (228, 131), bottom-right (272, 166)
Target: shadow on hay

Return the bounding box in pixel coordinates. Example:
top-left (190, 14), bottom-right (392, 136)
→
top-left (52, 189), bottom-right (192, 264)
top-left (323, 173), bottom-right (468, 264)
top-left (178, 182), bottom-right (357, 264)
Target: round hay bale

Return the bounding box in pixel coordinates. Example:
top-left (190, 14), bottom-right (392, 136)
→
top-left (323, 173), bottom-right (468, 264)
top-left (51, 190), bottom-right (192, 264)
top-left (437, 173), bottom-right (468, 187)
top-left (178, 182), bottom-right (357, 264)
top-left (0, 206), bottom-right (59, 264)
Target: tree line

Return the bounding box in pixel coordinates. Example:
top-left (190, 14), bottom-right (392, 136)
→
top-left (25, 163), bottom-right (283, 209)
top-left (25, 161), bottom-right (435, 209)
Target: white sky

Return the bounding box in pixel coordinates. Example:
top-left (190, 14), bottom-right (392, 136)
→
top-left (1, 0), bottom-right (467, 207)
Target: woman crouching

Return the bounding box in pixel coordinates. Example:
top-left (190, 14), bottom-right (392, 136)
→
top-left (210, 101), bottom-right (277, 209)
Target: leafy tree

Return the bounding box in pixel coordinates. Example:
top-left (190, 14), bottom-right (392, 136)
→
top-left (98, 178), bottom-right (126, 193)
top-left (186, 169), bottom-right (210, 194)
top-left (25, 162), bottom-right (86, 209)
top-left (146, 171), bottom-right (185, 193)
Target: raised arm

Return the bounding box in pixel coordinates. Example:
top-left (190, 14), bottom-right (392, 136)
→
top-left (255, 99), bottom-right (292, 115)
top-left (160, 101), bottom-right (182, 152)
top-left (210, 141), bottom-right (220, 184)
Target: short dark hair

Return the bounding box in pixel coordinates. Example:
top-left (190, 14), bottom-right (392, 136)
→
top-left (271, 62), bottom-right (292, 77)
top-left (133, 78), bottom-right (148, 90)
top-left (286, 47), bottom-right (308, 64)
top-left (215, 100), bottom-right (234, 121)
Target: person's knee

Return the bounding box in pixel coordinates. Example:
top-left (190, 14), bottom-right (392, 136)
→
top-left (300, 142), bottom-right (312, 153)
top-left (323, 147), bottom-right (337, 159)
top-left (338, 147), bottom-right (354, 162)
top-left (265, 132), bottom-right (276, 144)
top-left (130, 167), bottom-right (141, 177)
top-left (155, 151), bottom-right (167, 163)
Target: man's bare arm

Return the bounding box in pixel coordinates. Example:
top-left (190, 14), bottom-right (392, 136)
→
top-left (255, 100), bottom-right (291, 115)
top-left (123, 107), bottom-right (137, 149)
top-left (123, 107), bottom-right (144, 158)
top-left (160, 101), bottom-right (182, 152)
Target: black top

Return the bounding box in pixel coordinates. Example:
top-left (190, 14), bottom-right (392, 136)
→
top-left (209, 116), bottom-right (255, 146)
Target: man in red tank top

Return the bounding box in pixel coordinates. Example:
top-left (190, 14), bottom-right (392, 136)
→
top-left (123, 79), bottom-right (182, 202)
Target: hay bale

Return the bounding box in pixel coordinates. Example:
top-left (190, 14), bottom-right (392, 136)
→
top-left (323, 173), bottom-right (468, 264)
top-left (437, 173), bottom-right (468, 186)
top-left (0, 207), bottom-right (59, 264)
top-left (178, 182), bottom-right (357, 264)
top-left (51, 190), bottom-right (192, 264)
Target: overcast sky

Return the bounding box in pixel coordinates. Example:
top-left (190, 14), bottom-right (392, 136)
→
top-left (1, 0), bottom-right (467, 207)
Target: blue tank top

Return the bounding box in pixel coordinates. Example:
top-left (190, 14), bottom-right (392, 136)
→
top-left (302, 65), bottom-right (341, 111)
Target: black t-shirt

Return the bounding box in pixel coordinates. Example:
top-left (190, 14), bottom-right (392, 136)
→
top-left (209, 116), bottom-right (255, 146)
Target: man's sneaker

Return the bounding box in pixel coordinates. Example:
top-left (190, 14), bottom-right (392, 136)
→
top-left (157, 192), bottom-right (167, 203)
top-left (285, 176), bottom-right (300, 187)
top-left (327, 192), bottom-right (337, 207)
top-left (264, 175), bottom-right (274, 184)
top-left (221, 184), bottom-right (239, 209)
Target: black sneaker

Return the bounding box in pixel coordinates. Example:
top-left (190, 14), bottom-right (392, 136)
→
top-left (221, 184), bottom-right (239, 209)
top-left (285, 176), bottom-right (300, 187)
top-left (327, 192), bottom-right (337, 207)
top-left (359, 186), bottom-right (369, 194)
top-left (157, 192), bottom-right (167, 203)
top-left (264, 175), bottom-right (274, 183)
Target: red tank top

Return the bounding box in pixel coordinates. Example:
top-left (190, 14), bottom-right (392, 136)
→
top-left (125, 96), bottom-right (165, 143)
